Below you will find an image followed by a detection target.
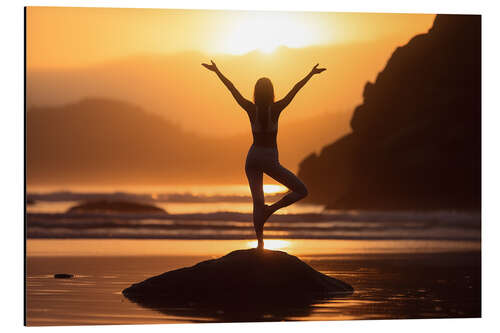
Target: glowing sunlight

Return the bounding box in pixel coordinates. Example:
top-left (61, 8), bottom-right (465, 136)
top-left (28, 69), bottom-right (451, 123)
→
top-left (217, 12), bottom-right (329, 54)
top-left (247, 239), bottom-right (291, 250)
top-left (263, 184), bottom-right (287, 194)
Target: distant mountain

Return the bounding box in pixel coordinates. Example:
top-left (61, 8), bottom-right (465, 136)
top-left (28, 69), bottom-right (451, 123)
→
top-left (27, 98), bottom-right (210, 185)
top-left (27, 39), bottom-right (417, 137)
top-left (27, 98), bottom-right (349, 186)
top-left (297, 14), bottom-right (481, 210)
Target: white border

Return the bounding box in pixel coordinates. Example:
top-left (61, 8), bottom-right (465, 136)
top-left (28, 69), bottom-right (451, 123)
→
top-left (2, 0), bottom-right (500, 332)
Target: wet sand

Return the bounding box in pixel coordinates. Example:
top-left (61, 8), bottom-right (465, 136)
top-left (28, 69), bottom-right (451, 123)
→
top-left (26, 239), bottom-right (481, 325)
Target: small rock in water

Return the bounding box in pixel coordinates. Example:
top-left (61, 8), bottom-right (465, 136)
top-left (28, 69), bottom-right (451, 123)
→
top-left (54, 273), bottom-right (73, 279)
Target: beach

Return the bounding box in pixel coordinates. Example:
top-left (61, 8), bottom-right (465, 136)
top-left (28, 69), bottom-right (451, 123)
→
top-left (22, 9), bottom-right (483, 328)
top-left (26, 239), bottom-right (481, 325)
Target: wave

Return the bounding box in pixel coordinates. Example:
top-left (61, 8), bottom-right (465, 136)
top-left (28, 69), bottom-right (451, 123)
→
top-left (27, 191), bottom-right (282, 203)
top-left (28, 210), bottom-right (481, 224)
top-left (26, 210), bottom-right (481, 241)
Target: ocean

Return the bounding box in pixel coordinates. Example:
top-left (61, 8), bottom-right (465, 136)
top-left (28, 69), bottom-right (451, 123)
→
top-left (26, 185), bottom-right (481, 241)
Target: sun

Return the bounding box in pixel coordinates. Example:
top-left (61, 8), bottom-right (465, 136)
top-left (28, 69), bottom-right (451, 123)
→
top-left (247, 239), bottom-right (291, 250)
top-left (216, 11), bottom-right (328, 55)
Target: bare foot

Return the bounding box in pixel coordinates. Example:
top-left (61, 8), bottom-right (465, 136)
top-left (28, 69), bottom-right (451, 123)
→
top-left (254, 205), bottom-right (272, 231)
top-left (254, 205), bottom-right (273, 251)
top-left (263, 204), bottom-right (274, 225)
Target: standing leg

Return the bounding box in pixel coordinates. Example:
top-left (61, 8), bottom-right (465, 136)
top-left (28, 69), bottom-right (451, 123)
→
top-left (245, 165), bottom-right (265, 249)
top-left (265, 163), bottom-right (308, 215)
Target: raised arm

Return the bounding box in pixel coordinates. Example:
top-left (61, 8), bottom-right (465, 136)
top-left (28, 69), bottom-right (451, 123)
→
top-left (275, 64), bottom-right (326, 112)
top-left (202, 60), bottom-right (253, 112)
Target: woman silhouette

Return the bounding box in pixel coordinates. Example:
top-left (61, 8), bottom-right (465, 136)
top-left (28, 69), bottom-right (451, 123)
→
top-left (202, 61), bottom-right (326, 250)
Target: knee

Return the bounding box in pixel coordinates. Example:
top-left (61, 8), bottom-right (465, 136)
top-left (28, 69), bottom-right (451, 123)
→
top-left (296, 184), bottom-right (308, 199)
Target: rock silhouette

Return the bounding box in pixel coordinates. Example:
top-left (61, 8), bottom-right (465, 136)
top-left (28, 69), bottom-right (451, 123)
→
top-left (53, 273), bottom-right (73, 279)
top-left (122, 249), bottom-right (353, 321)
top-left (298, 14), bottom-right (481, 210)
top-left (67, 200), bottom-right (166, 214)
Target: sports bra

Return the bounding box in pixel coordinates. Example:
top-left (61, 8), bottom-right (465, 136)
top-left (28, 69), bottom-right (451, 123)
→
top-left (251, 105), bottom-right (278, 148)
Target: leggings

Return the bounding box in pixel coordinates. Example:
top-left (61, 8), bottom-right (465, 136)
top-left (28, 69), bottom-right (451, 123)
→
top-left (245, 144), bottom-right (308, 239)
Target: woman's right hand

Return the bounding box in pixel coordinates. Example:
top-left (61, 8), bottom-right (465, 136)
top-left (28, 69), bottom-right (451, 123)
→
top-left (202, 60), bottom-right (219, 72)
top-left (310, 63), bottom-right (326, 75)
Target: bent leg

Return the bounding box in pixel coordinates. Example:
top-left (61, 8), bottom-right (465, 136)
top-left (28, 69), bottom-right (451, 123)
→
top-left (265, 163), bottom-right (308, 213)
top-left (245, 165), bottom-right (265, 249)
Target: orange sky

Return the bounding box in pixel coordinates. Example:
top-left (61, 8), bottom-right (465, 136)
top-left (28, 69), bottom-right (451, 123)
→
top-left (26, 7), bottom-right (438, 186)
top-left (27, 7), bottom-right (435, 69)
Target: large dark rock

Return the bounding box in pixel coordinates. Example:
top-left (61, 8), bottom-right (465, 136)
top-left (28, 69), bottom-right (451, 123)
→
top-left (122, 249), bottom-right (353, 321)
top-left (67, 200), bottom-right (166, 214)
top-left (298, 14), bottom-right (481, 210)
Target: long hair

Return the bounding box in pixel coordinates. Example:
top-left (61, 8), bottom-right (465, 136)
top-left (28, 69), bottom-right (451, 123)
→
top-left (253, 77), bottom-right (275, 130)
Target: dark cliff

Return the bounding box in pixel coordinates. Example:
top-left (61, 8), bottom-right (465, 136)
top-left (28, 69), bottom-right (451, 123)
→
top-left (298, 14), bottom-right (481, 210)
